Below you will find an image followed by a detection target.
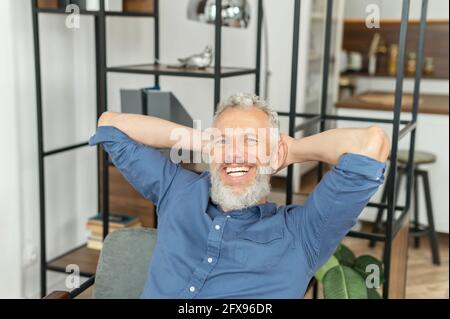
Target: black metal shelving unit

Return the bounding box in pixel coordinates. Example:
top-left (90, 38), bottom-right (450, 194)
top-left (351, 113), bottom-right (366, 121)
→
top-left (32, 0), bottom-right (428, 299)
top-left (282, 0), bottom-right (428, 299)
top-left (32, 0), bottom-right (263, 297)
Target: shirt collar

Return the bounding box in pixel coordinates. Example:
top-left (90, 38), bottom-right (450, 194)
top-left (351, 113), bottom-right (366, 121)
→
top-left (209, 198), bottom-right (277, 220)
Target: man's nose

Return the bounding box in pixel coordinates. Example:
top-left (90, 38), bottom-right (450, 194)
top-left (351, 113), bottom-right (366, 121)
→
top-left (224, 140), bottom-right (246, 163)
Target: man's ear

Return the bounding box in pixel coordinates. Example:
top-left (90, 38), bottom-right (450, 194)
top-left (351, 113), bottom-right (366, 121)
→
top-left (271, 138), bottom-right (288, 172)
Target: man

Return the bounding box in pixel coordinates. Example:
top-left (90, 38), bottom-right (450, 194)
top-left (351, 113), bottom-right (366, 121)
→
top-left (89, 93), bottom-right (389, 298)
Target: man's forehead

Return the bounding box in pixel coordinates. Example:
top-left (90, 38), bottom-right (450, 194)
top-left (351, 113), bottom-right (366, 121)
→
top-left (213, 127), bottom-right (271, 137)
top-left (214, 106), bottom-right (270, 127)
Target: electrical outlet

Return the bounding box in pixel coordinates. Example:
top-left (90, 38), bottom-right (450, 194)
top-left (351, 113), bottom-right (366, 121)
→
top-left (23, 243), bottom-right (38, 268)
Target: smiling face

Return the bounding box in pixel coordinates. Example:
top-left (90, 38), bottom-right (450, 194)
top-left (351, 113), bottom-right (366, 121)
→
top-left (208, 106), bottom-right (282, 211)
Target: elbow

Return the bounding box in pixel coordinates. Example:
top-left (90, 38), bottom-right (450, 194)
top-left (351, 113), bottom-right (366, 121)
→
top-left (98, 111), bottom-right (120, 127)
top-left (364, 126), bottom-right (390, 162)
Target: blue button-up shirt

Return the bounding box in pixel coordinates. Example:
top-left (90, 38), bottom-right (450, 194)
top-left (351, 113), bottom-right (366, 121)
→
top-left (89, 126), bottom-right (385, 299)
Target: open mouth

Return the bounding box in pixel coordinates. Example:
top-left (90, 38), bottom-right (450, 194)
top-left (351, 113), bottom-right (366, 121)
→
top-left (225, 166), bottom-right (251, 177)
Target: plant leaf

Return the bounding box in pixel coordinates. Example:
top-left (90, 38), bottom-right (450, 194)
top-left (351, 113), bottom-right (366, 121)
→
top-left (323, 265), bottom-right (368, 299)
top-left (353, 255), bottom-right (384, 284)
top-left (367, 288), bottom-right (382, 299)
top-left (333, 244), bottom-right (356, 267)
top-left (314, 255), bottom-right (340, 283)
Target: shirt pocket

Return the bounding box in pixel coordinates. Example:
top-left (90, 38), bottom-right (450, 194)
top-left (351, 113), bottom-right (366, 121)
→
top-left (233, 228), bottom-right (284, 271)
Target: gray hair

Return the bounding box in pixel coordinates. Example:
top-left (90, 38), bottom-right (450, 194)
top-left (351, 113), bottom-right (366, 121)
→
top-left (213, 93), bottom-right (280, 130)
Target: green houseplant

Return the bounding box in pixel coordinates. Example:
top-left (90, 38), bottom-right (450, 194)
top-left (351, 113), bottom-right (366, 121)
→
top-left (314, 244), bottom-right (384, 299)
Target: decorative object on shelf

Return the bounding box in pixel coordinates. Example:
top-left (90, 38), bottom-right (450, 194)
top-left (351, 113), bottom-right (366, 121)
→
top-left (387, 44), bottom-right (398, 76)
top-left (406, 52), bottom-right (417, 76)
top-left (347, 51), bottom-right (363, 72)
top-left (339, 50), bottom-right (348, 73)
top-left (86, 213), bottom-right (142, 250)
top-left (315, 244), bottom-right (384, 299)
top-left (120, 90), bottom-right (192, 126)
top-left (338, 75), bottom-right (356, 99)
top-left (168, 46), bottom-right (213, 70)
top-left (423, 56), bottom-right (435, 76)
top-left (83, 0), bottom-right (122, 11)
top-left (37, 0), bottom-right (59, 8)
top-left (105, 0), bottom-right (123, 12)
top-left (368, 33), bottom-right (381, 75)
top-left (123, 0), bottom-right (154, 13)
top-left (86, 0), bottom-right (100, 11)
top-left (186, 0), bottom-right (271, 101)
top-left (187, 0), bottom-right (250, 28)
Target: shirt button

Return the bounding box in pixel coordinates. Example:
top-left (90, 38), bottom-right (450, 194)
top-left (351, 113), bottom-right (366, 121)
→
top-left (189, 286), bottom-right (195, 292)
top-left (226, 215), bottom-right (231, 218)
top-left (215, 225), bottom-right (221, 230)
top-left (207, 257), bottom-right (213, 263)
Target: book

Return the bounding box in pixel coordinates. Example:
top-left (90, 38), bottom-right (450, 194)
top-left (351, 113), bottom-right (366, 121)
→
top-left (37, 0), bottom-right (59, 9)
top-left (87, 213), bottom-right (139, 227)
top-left (123, 0), bottom-right (153, 13)
top-left (87, 220), bottom-right (142, 237)
top-left (87, 235), bottom-right (103, 250)
top-left (85, 213), bottom-right (142, 250)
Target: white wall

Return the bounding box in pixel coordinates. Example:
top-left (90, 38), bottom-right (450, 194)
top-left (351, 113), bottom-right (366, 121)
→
top-left (0, 0), bottom-right (24, 299)
top-left (3, 0), bottom-right (98, 298)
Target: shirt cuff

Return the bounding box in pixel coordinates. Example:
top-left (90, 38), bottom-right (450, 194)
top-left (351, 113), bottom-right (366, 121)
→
top-left (336, 153), bottom-right (386, 181)
top-left (89, 125), bottom-right (130, 146)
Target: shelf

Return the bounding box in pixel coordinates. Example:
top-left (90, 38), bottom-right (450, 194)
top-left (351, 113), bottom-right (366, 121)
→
top-left (46, 244), bottom-right (100, 277)
top-left (107, 63), bottom-right (257, 78)
top-left (35, 9), bottom-right (155, 18)
top-left (341, 71), bottom-right (448, 80)
top-left (35, 8), bottom-right (99, 15)
top-left (106, 11), bottom-right (155, 18)
top-left (336, 91), bottom-right (449, 115)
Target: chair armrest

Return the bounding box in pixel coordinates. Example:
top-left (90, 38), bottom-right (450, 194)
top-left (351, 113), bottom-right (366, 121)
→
top-left (43, 291), bottom-right (71, 299)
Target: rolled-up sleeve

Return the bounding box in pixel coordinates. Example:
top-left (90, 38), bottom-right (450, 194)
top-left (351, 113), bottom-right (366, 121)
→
top-left (291, 153), bottom-right (386, 273)
top-left (89, 125), bottom-right (183, 209)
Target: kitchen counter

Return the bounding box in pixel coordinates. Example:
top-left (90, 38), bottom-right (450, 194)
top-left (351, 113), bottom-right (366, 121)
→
top-left (336, 91), bottom-right (449, 115)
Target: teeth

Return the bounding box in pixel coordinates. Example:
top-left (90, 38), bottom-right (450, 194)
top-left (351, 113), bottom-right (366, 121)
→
top-left (225, 166), bottom-right (250, 174)
top-left (228, 171), bottom-right (246, 177)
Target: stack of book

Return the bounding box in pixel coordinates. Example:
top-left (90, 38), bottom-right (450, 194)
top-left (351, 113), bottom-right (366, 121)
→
top-left (86, 213), bottom-right (142, 250)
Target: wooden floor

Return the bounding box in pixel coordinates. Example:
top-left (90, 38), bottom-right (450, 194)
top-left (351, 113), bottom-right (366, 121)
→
top-left (341, 230), bottom-right (449, 299)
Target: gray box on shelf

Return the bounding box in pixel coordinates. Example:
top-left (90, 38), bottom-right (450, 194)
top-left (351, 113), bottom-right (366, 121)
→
top-left (120, 90), bottom-right (193, 127)
top-left (120, 90), bottom-right (194, 160)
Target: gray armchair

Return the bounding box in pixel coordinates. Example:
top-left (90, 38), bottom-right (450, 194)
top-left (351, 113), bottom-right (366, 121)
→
top-left (44, 228), bottom-right (157, 299)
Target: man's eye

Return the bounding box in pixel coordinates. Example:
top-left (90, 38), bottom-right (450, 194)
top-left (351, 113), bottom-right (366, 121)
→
top-left (245, 137), bottom-right (258, 144)
top-left (215, 138), bottom-right (226, 145)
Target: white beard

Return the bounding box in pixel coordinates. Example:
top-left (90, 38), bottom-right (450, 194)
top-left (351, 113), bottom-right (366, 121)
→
top-left (209, 167), bottom-right (271, 211)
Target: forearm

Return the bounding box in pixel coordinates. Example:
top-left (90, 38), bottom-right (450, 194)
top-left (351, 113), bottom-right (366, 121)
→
top-left (287, 126), bottom-right (390, 165)
top-left (98, 112), bottom-right (203, 151)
